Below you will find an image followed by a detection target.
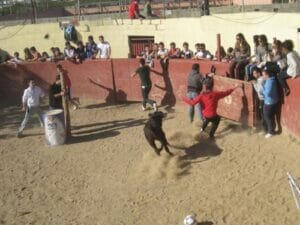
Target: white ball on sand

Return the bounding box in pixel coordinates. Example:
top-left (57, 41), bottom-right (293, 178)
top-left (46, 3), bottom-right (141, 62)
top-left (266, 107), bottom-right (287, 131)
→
top-left (183, 214), bottom-right (197, 225)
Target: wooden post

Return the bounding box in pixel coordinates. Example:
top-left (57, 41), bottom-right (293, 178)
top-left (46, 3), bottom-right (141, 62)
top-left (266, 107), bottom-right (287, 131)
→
top-left (59, 71), bottom-right (71, 139)
top-left (217, 33), bottom-right (221, 62)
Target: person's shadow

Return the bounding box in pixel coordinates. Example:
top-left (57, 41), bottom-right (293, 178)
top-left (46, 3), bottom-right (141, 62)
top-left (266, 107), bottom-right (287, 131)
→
top-left (239, 84), bottom-right (249, 128)
top-left (153, 59), bottom-right (176, 113)
top-left (197, 222), bottom-right (214, 225)
top-left (88, 77), bottom-right (127, 107)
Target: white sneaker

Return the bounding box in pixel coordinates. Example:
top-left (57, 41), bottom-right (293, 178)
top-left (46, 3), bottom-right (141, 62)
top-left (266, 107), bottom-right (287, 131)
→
top-left (142, 106), bottom-right (146, 111)
top-left (153, 103), bottom-right (158, 111)
top-left (265, 133), bottom-right (273, 139)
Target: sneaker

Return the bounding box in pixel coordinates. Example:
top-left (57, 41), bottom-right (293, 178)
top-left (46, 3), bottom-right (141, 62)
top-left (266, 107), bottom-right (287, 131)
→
top-left (152, 103), bottom-right (158, 111)
top-left (72, 105), bottom-right (79, 110)
top-left (200, 128), bottom-right (204, 132)
top-left (265, 133), bottom-right (273, 139)
top-left (142, 106), bottom-right (146, 111)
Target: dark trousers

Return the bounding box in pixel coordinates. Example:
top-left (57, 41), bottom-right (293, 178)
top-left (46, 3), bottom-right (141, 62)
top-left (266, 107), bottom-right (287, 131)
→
top-left (202, 115), bottom-right (221, 138)
top-left (278, 70), bottom-right (291, 90)
top-left (142, 86), bottom-right (156, 107)
top-left (229, 59), bottom-right (249, 80)
top-left (259, 100), bottom-right (267, 132)
top-left (263, 103), bottom-right (278, 134)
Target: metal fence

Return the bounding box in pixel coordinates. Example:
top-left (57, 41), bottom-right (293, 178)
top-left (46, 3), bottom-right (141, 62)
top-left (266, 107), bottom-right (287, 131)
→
top-left (1, 0), bottom-right (300, 24)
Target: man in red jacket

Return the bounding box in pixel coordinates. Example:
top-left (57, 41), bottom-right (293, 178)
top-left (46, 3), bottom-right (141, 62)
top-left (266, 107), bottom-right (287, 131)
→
top-left (183, 79), bottom-right (241, 138)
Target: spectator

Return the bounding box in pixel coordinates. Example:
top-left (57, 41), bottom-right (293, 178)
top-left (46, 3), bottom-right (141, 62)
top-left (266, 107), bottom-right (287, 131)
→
top-left (17, 79), bottom-right (44, 138)
top-left (143, 0), bottom-right (158, 18)
top-left (260, 63), bottom-right (280, 138)
top-left (49, 75), bottom-right (64, 109)
top-left (39, 52), bottom-right (50, 62)
top-left (157, 42), bottom-right (168, 59)
top-left (168, 42), bottom-right (181, 59)
top-left (278, 39), bottom-right (300, 96)
top-left (128, 0), bottom-right (145, 19)
top-left (64, 41), bottom-right (76, 61)
top-left (137, 45), bottom-right (154, 67)
top-left (9, 52), bottom-right (23, 64)
top-left (0, 48), bottom-right (12, 63)
top-left (52, 48), bottom-right (64, 62)
top-left (224, 47), bottom-right (234, 62)
top-left (29, 46), bottom-right (41, 61)
top-left (194, 43), bottom-right (212, 59)
top-left (24, 47), bottom-right (33, 61)
top-left (180, 42), bottom-right (193, 59)
top-left (75, 41), bottom-right (87, 63)
top-left (150, 43), bottom-right (159, 59)
top-left (245, 34), bottom-right (272, 81)
top-left (86, 35), bottom-right (98, 59)
top-left (97, 35), bottom-right (111, 59)
top-left (214, 46), bottom-right (226, 61)
top-left (186, 63), bottom-right (204, 123)
top-left (251, 67), bottom-right (266, 132)
top-left (229, 33), bottom-right (251, 80)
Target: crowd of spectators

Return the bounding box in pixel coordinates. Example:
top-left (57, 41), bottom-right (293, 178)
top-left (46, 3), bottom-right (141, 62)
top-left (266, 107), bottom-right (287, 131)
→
top-left (0, 35), bottom-right (111, 65)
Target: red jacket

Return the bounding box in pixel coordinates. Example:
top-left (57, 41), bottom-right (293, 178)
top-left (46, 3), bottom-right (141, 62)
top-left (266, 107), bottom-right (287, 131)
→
top-left (128, 0), bottom-right (139, 19)
top-left (184, 89), bottom-right (234, 118)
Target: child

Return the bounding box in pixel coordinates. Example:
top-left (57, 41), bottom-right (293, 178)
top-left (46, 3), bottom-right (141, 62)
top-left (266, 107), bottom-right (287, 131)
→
top-left (251, 67), bottom-right (266, 131)
top-left (183, 79), bottom-right (241, 138)
top-left (260, 63), bottom-right (280, 138)
top-left (131, 58), bottom-right (157, 111)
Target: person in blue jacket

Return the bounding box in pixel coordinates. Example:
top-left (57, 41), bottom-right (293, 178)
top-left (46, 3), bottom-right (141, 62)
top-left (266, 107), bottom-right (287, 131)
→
top-left (260, 62), bottom-right (280, 138)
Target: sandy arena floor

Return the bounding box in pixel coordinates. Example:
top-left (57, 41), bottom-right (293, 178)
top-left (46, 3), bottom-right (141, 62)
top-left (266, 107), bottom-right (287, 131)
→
top-left (0, 101), bottom-right (300, 225)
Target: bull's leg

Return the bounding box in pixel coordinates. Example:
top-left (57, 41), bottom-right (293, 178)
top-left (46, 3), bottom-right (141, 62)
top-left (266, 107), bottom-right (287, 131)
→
top-left (164, 144), bottom-right (173, 156)
top-left (148, 139), bottom-right (161, 156)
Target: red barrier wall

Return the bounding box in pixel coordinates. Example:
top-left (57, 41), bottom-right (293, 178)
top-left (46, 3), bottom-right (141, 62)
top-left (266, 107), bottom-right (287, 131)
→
top-left (1, 59), bottom-right (300, 137)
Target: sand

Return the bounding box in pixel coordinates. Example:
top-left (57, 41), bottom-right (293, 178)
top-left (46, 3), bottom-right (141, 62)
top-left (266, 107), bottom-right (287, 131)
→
top-left (0, 101), bottom-right (300, 225)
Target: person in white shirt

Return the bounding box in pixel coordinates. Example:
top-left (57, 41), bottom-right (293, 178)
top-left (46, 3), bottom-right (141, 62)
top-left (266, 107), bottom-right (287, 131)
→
top-left (97, 35), bottom-right (111, 59)
top-left (17, 80), bottom-right (45, 138)
top-left (278, 39), bottom-right (300, 96)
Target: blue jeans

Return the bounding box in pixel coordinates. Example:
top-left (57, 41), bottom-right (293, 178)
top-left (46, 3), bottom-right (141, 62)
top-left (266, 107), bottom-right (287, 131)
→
top-left (18, 106), bottom-right (44, 133)
top-left (245, 63), bottom-right (257, 81)
top-left (187, 91), bottom-right (202, 122)
top-left (263, 103), bottom-right (278, 134)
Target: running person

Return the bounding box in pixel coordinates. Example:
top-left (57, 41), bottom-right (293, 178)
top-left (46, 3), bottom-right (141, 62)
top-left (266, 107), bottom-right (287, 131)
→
top-left (131, 58), bottom-right (157, 111)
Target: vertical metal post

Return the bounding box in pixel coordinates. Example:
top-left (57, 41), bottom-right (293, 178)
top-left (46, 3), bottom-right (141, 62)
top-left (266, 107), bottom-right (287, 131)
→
top-left (163, 0), bottom-right (166, 19)
top-left (77, 0), bottom-right (80, 20)
top-left (217, 33), bottom-right (221, 62)
top-left (241, 0), bottom-right (244, 12)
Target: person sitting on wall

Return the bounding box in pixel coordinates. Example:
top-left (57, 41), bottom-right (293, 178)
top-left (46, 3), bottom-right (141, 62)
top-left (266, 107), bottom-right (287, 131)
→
top-left (168, 42), bottom-right (181, 59)
top-left (51, 48), bottom-right (64, 63)
top-left (278, 39), bottom-right (300, 96)
top-left (24, 47), bottom-right (33, 61)
top-left (157, 42), bottom-right (169, 71)
top-left (194, 43), bottom-right (212, 60)
top-left (85, 35), bottom-right (98, 59)
top-left (223, 47), bottom-right (234, 62)
top-left (8, 52), bottom-right (23, 64)
top-left (38, 52), bottom-right (51, 62)
top-left (49, 75), bottom-right (64, 110)
top-left (75, 41), bottom-right (87, 63)
top-left (128, 0), bottom-right (145, 19)
top-left (29, 46), bottom-right (42, 61)
top-left (64, 41), bottom-right (76, 62)
top-left (150, 43), bottom-right (159, 59)
top-left (180, 42), bottom-right (193, 59)
top-left (213, 46), bottom-right (226, 61)
top-left (229, 33), bottom-right (251, 80)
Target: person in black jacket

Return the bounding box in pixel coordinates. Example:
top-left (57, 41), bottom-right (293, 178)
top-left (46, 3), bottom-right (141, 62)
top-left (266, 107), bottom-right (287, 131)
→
top-left (187, 63), bottom-right (204, 123)
top-left (49, 75), bottom-right (64, 109)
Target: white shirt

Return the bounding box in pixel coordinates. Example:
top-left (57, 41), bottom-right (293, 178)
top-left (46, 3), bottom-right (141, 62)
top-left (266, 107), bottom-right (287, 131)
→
top-left (22, 86), bottom-right (44, 108)
top-left (253, 76), bottom-right (265, 100)
top-left (287, 51), bottom-right (300, 78)
top-left (97, 41), bottom-right (111, 59)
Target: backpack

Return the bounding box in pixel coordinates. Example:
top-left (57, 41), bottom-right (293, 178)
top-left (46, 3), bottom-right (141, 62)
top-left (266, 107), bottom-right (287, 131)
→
top-left (64, 24), bottom-right (78, 43)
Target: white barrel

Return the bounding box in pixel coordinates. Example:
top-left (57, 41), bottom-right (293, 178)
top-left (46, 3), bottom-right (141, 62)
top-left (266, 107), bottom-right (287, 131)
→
top-left (44, 109), bottom-right (66, 146)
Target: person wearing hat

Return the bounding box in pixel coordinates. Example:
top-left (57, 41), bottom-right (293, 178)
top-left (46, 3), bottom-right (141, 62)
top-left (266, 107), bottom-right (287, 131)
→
top-left (183, 78), bottom-right (241, 138)
top-left (260, 62), bottom-right (280, 138)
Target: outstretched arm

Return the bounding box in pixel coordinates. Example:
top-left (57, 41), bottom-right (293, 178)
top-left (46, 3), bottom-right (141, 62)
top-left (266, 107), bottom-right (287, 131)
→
top-left (182, 94), bottom-right (202, 106)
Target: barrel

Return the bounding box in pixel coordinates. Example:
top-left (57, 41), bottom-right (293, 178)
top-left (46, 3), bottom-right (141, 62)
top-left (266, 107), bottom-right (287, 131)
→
top-left (44, 109), bottom-right (66, 146)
